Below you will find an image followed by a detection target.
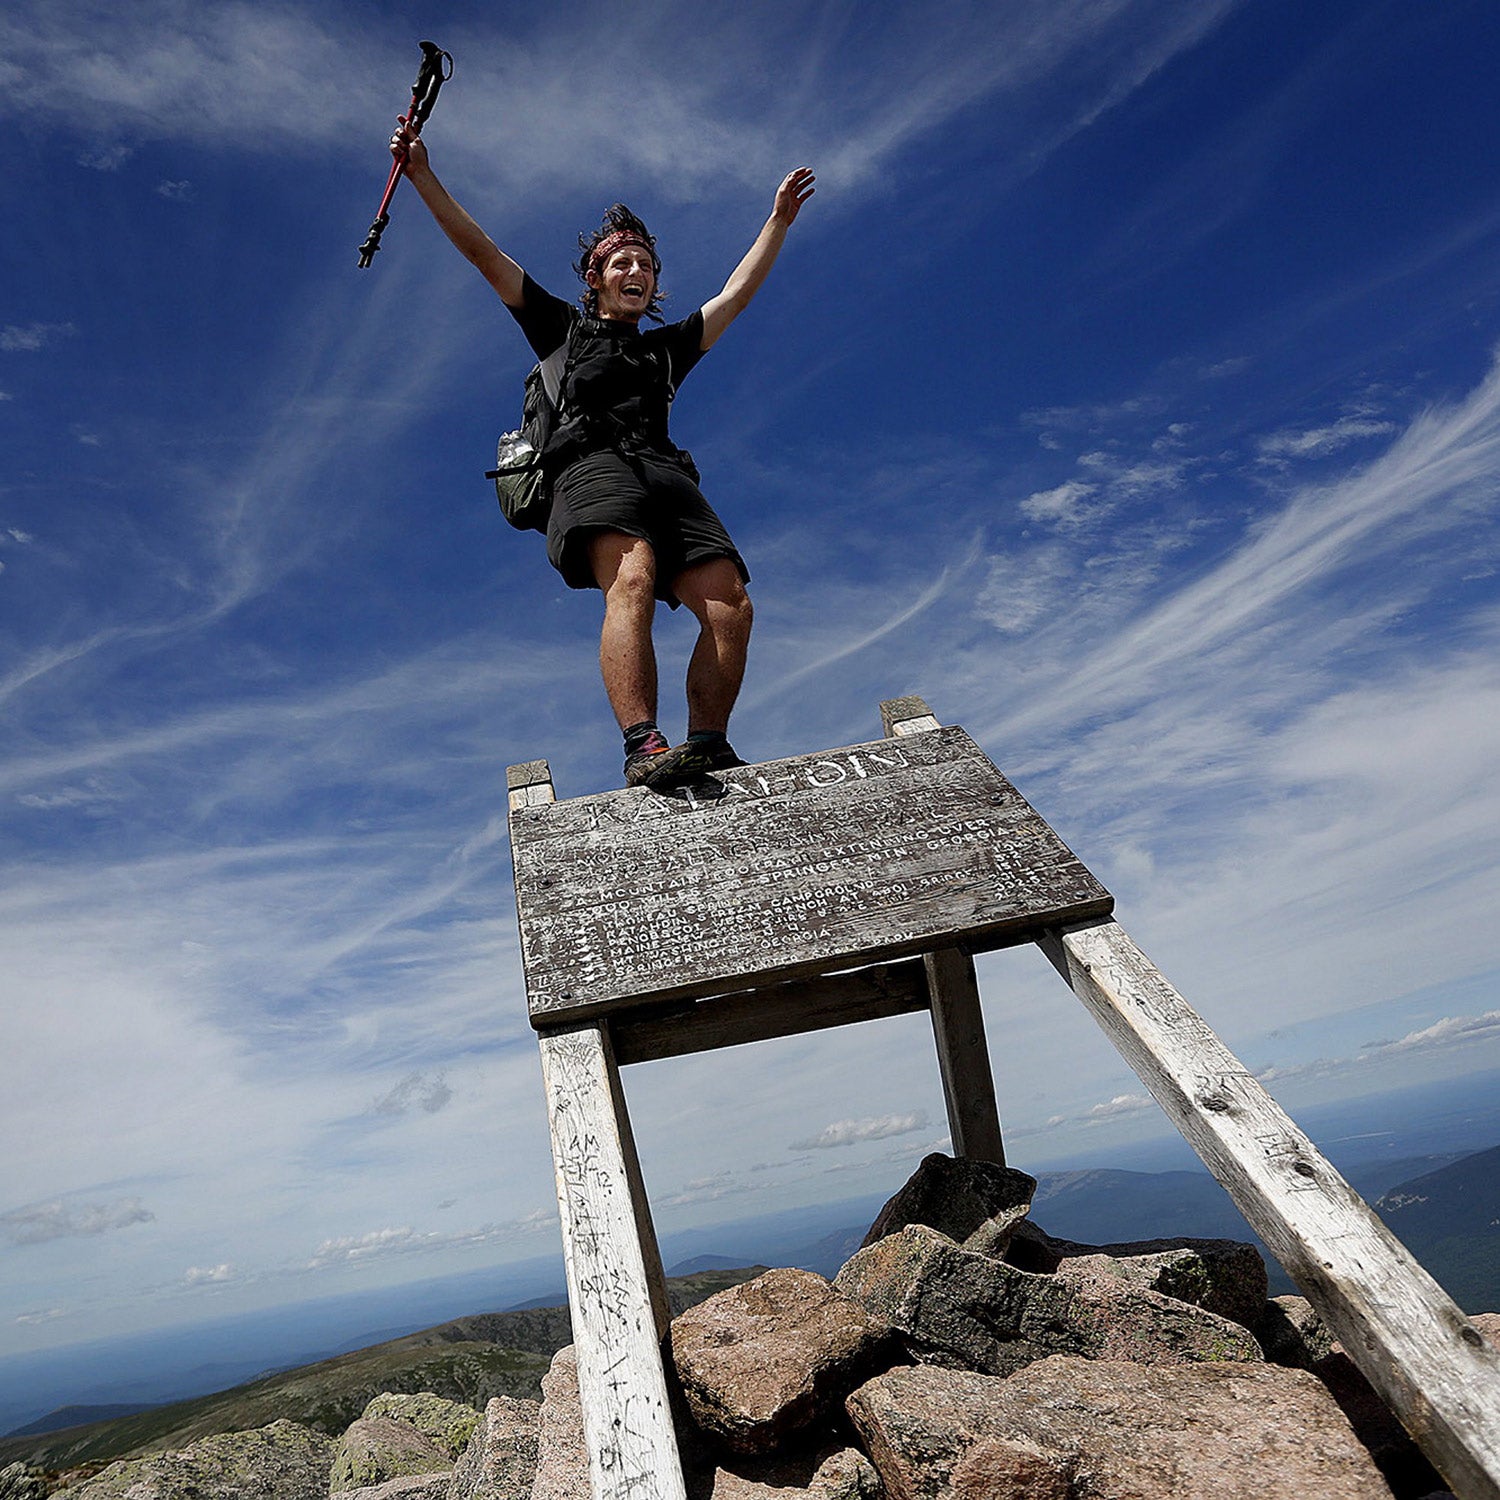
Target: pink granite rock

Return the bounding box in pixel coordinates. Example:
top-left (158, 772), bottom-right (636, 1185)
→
top-left (847, 1356), bottom-right (1395, 1499)
top-left (448, 1395), bottom-right (540, 1500)
top-left (697, 1443), bottom-right (881, 1498)
top-left (529, 1346), bottom-right (588, 1500)
top-left (675, 1266), bottom-right (894, 1452)
top-left (671, 1268), bottom-right (895, 1455)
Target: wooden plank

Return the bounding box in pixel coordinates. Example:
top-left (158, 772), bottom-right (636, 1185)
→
top-left (880, 695), bottom-right (941, 737)
top-left (598, 1031), bottom-right (672, 1344)
top-left (510, 726), bottom-right (1112, 1025)
top-left (609, 959), bottom-right (930, 1065)
top-left (507, 760), bottom-right (555, 813)
top-left (923, 947), bottom-right (1005, 1165)
top-left (538, 1024), bottom-right (685, 1500)
top-left (1039, 919), bottom-right (1500, 1500)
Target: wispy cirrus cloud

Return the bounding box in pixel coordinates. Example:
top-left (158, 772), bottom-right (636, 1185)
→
top-left (1020, 480), bottom-right (1102, 533)
top-left (985, 349), bottom-right (1500, 752)
top-left (0, 322), bottom-right (77, 352)
top-left (0, 0), bottom-right (1239, 206)
top-left (1257, 411), bottom-right (1398, 463)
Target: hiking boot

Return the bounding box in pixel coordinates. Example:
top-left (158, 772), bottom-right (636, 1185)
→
top-left (640, 736), bottom-right (746, 788)
top-left (623, 729), bottom-right (671, 787)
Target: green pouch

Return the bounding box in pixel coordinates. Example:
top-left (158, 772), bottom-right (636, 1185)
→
top-left (488, 429), bottom-right (550, 532)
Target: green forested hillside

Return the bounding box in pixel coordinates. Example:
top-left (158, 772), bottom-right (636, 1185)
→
top-left (1377, 1144), bottom-right (1500, 1314)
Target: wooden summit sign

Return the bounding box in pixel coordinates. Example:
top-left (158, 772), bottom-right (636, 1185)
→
top-left (510, 724), bottom-right (1111, 1024)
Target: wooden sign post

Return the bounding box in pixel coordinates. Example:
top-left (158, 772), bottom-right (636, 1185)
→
top-left (508, 699), bottom-right (1500, 1500)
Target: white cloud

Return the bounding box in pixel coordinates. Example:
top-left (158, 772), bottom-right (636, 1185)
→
top-left (154, 179), bottom-right (192, 200)
top-left (0, 322), bottom-right (76, 352)
top-left (1086, 1093), bottom-right (1154, 1120)
top-left (1020, 480), bottom-right (1101, 531)
top-left (1043, 1093), bottom-right (1154, 1129)
top-left (306, 1212), bottom-right (551, 1271)
top-left (790, 1112), bottom-right (929, 1150)
top-left (1362, 1011), bottom-right (1500, 1060)
top-left (308, 1226), bottom-right (421, 1269)
top-left (1258, 413), bottom-right (1398, 462)
top-left (1078, 453), bottom-right (1189, 498)
top-left (975, 547), bottom-right (1073, 635)
top-left (184, 1263), bottom-right (237, 1285)
top-left (1, 1196), bottom-right (155, 1245)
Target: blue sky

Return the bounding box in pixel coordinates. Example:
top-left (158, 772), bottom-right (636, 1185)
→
top-left (4, 0), bottom-right (1500, 1357)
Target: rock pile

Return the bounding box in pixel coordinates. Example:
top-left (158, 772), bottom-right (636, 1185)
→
top-left (43, 1154), bottom-right (1493, 1499)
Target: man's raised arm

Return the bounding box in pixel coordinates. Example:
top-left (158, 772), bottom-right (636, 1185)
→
top-left (699, 168), bottom-right (815, 351)
top-left (390, 121), bottom-right (526, 308)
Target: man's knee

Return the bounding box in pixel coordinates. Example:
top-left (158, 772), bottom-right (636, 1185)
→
top-left (677, 559), bottom-right (751, 625)
top-left (591, 532), bottom-right (656, 601)
top-left (724, 586), bottom-right (753, 638)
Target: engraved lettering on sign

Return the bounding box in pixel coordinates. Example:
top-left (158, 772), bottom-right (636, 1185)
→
top-left (512, 727), bottom-right (1112, 1018)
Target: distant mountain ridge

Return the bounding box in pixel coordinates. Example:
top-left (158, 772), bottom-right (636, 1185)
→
top-left (16, 1150), bottom-right (1495, 1500)
top-left (3, 1405), bottom-right (157, 1439)
top-left (6, 1144), bottom-right (1496, 1476)
top-left (1375, 1143), bottom-right (1500, 1313)
top-left (1377, 1143), bottom-right (1500, 1227)
top-left (0, 1266), bottom-right (766, 1475)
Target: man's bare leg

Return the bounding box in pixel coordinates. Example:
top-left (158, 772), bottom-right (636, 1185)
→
top-left (673, 557), bottom-right (753, 735)
top-left (588, 531), bottom-right (659, 729)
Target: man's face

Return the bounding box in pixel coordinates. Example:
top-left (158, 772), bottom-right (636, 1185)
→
top-left (590, 245), bottom-right (657, 323)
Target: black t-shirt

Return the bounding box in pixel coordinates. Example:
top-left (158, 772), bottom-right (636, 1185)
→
top-left (505, 272), bottom-right (706, 465)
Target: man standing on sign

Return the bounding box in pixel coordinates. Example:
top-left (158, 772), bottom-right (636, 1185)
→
top-left (389, 119), bottom-right (814, 788)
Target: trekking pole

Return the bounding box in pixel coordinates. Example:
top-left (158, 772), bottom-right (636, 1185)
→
top-left (357, 40), bottom-right (453, 268)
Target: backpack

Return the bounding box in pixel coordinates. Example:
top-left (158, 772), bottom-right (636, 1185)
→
top-left (487, 334), bottom-right (574, 532)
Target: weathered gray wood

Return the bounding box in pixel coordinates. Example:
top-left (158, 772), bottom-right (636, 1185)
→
top-left (507, 760), bottom-right (555, 813)
top-left (609, 959), bottom-right (930, 1065)
top-left (538, 1023), bottom-right (685, 1500)
top-left (511, 727), bottom-right (1112, 1025)
top-left (880, 695), bottom-right (941, 737)
top-left (923, 947), bottom-right (1005, 1165)
top-left (1039, 919), bottom-right (1500, 1500)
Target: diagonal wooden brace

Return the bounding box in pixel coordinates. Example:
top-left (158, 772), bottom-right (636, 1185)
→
top-left (1040, 918), bottom-right (1500, 1500)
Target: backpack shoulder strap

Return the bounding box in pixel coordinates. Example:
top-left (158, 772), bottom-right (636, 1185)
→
top-left (537, 317), bottom-right (585, 410)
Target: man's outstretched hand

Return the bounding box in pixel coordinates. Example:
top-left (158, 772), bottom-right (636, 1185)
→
top-left (774, 167), bottom-right (816, 227)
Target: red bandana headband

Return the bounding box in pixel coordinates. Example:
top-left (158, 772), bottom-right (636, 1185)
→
top-left (589, 229), bottom-right (653, 275)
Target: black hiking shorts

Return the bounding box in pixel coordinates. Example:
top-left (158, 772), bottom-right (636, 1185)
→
top-left (547, 449), bottom-right (749, 609)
